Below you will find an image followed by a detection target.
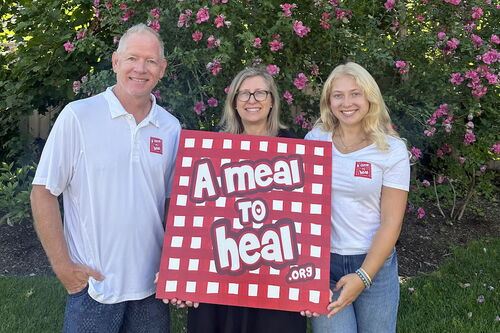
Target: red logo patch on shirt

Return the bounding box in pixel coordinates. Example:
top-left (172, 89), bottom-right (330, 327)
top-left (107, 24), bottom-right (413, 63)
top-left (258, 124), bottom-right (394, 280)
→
top-left (150, 137), bottom-right (163, 154)
top-left (354, 162), bottom-right (372, 179)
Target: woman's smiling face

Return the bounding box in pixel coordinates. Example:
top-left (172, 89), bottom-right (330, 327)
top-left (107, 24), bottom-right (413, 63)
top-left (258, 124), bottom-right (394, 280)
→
top-left (329, 75), bottom-right (370, 130)
top-left (235, 76), bottom-right (273, 130)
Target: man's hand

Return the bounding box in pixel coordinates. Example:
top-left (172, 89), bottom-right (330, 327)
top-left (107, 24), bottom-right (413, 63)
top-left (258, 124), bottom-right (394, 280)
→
top-left (54, 261), bottom-right (104, 294)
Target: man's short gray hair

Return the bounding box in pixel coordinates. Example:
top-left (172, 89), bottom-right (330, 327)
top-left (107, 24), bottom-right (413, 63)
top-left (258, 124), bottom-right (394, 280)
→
top-left (116, 23), bottom-right (165, 60)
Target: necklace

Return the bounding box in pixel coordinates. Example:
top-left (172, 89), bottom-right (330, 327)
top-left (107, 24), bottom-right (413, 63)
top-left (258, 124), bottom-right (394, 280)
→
top-left (334, 134), bottom-right (367, 151)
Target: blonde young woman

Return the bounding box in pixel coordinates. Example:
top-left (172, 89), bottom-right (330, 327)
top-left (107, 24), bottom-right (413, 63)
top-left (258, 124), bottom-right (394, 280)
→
top-left (303, 62), bottom-right (410, 333)
top-left (187, 67), bottom-right (306, 333)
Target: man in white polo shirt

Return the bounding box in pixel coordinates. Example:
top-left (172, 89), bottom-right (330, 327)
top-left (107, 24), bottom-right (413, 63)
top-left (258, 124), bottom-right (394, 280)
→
top-left (30, 24), bottom-right (180, 332)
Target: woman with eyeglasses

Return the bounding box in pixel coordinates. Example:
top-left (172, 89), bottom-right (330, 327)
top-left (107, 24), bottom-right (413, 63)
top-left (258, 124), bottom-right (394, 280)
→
top-left (187, 67), bottom-right (307, 333)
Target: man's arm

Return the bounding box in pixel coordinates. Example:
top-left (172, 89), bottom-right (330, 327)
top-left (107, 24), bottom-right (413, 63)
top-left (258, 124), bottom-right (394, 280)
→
top-left (30, 185), bottom-right (104, 293)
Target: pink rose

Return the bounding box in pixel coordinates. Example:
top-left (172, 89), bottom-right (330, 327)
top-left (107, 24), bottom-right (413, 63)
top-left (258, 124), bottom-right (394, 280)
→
top-left (280, 3), bottom-right (297, 17)
top-left (266, 64), bottom-right (280, 76)
top-left (193, 102), bottom-right (206, 115)
top-left (64, 42), bottom-right (74, 52)
top-left (206, 60), bottom-right (222, 76)
top-left (120, 10), bottom-right (134, 22)
top-left (472, 85), bottom-right (487, 98)
top-left (192, 31), bottom-right (203, 41)
top-left (152, 90), bottom-right (161, 100)
top-left (482, 50), bottom-right (499, 64)
top-left (417, 208), bottom-right (426, 219)
top-left (76, 30), bottom-right (85, 40)
top-left (283, 91), bottom-right (294, 104)
top-left (207, 97), bottom-right (218, 107)
top-left (214, 14), bottom-right (225, 28)
top-left (490, 142), bottom-right (500, 154)
top-left (395, 60), bottom-right (407, 68)
top-left (150, 8), bottom-right (161, 19)
top-left (410, 147), bottom-right (422, 159)
top-left (207, 35), bottom-right (221, 49)
top-left (269, 39), bottom-right (284, 51)
top-left (447, 38), bottom-right (460, 49)
top-left (148, 21), bottom-right (160, 32)
top-left (253, 38), bottom-right (262, 48)
top-left (384, 0), bottom-right (396, 11)
top-left (471, 7), bottom-right (483, 19)
top-left (196, 7), bottom-right (210, 24)
top-left (422, 180), bottom-right (431, 187)
top-left (490, 34), bottom-right (500, 44)
top-left (463, 132), bottom-right (476, 145)
top-left (293, 73), bottom-right (308, 90)
top-left (470, 34), bottom-right (483, 47)
top-left (293, 21), bottom-right (311, 38)
top-left (72, 81), bottom-right (81, 94)
top-left (450, 72), bottom-right (464, 85)
top-left (437, 32), bottom-right (446, 40)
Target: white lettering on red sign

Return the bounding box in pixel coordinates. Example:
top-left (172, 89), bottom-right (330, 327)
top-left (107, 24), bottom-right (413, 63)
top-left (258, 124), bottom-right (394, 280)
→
top-left (211, 218), bottom-right (299, 275)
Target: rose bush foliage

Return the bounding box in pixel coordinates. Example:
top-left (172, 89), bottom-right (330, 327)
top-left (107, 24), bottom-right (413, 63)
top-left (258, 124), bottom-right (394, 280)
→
top-left (1, 0), bottom-right (498, 221)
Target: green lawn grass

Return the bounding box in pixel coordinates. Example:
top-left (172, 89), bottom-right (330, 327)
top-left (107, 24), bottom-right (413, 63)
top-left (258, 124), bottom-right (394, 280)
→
top-left (397, 238), bottom-right (499, 333)
top-left (1, 238), bottom-right (498, 333)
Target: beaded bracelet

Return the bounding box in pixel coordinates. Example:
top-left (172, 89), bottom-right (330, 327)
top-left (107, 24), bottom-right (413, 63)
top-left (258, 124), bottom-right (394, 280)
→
top-left (355, 268), bottom-right (372, 289)
top-left (358, 267), bottom-right (372, 285)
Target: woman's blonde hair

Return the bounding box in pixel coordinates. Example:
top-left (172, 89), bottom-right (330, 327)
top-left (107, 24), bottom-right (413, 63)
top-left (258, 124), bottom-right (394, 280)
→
top-left (318, 62), bottom-right (398, 151)
top-left (220, 67), bottom-right (285, 136)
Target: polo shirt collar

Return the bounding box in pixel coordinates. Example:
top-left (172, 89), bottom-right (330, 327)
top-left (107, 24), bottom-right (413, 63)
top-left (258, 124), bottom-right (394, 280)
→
top-left (104, 86), bottom-right (160, 127)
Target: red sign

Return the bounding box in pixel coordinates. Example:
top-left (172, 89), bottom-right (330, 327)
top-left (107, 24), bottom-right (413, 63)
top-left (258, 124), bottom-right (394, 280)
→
top-left (156, 130), bottom-right (332, 313)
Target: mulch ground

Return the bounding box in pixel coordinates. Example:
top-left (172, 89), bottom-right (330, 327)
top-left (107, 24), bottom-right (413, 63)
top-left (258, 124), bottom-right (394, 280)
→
top-left (1, 200), bottom-right (499, 278)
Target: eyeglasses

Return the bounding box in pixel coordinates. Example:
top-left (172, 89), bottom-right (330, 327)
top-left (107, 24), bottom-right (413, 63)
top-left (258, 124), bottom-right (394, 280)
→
top-left (236, 90), bottom-right (271, 102)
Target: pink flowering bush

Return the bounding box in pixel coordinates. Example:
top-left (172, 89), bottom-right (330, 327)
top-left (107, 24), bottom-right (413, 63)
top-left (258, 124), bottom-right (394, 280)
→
top-left (1, 0), bottom-right (498, 219)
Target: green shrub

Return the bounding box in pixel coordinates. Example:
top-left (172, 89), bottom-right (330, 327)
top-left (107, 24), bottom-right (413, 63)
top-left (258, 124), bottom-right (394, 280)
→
top-left (1, 1), bottom-right (498, 219)
top-left (0, 162), bottom-right (36, 225)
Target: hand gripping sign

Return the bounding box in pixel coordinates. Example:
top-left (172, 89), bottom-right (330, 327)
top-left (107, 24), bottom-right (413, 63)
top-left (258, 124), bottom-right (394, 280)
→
top-left (156, 130), bottom-right (332, 313)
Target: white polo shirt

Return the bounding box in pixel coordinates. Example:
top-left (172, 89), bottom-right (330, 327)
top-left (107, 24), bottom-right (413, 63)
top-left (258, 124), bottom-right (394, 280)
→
top-left (305, 126), bottom-right (410, 255)
top-left (33, 87), bottom-right (181, 303)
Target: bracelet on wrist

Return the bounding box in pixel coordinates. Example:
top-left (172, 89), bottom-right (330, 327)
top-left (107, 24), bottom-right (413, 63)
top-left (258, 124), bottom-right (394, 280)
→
top-left (358, 267), bottom-right (372, 285)
top-left (355, 268), bottom-right (372, 289)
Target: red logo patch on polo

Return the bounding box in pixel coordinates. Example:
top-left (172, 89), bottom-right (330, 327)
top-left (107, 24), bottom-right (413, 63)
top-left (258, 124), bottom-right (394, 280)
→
top-left (354, 162), bottom-right (372, 179)
top-left (150, 137), bottom-right (163, 154)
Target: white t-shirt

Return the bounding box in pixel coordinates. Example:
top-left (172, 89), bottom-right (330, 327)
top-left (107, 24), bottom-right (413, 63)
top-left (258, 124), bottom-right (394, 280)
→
top-left (33, 87), bottom-right (181, 303)
top-left (305, 126), bottom-right (410, 255)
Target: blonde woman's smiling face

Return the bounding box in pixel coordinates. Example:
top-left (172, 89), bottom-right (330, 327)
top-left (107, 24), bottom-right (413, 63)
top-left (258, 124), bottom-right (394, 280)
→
top-left (329, 75), bottom-right (370, 130)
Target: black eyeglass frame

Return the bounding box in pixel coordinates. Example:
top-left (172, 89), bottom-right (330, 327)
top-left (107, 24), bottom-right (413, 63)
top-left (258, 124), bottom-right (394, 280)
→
top-left (236, 90), bottom-right (271, 102)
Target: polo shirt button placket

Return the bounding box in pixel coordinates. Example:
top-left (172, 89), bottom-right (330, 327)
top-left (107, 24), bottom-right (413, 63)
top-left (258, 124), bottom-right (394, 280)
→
top-left (127, 115), bottom-right (140, 163)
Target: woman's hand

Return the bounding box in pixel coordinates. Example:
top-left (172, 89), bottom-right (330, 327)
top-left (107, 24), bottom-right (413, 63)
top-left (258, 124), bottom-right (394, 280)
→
top-left (327, 273), bottom-right (365, 318)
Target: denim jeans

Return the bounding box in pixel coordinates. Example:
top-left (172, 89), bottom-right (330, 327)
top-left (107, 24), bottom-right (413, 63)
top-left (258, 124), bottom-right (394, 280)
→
top-left (63, 286), bottom-right (170, 333)
top-left (312, 250), bottom-right (399, 333)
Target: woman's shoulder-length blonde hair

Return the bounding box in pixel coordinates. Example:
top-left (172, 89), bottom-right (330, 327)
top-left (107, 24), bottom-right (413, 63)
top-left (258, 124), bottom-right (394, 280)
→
top-left (220, 66), bottom-right (285, 136)
top-left (318, 62), bottom-right (399, 151)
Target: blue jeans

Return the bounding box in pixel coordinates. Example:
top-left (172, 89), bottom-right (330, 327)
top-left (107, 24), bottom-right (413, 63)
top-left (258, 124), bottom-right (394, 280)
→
top-left (63, 286), bottom-right (170, 333)
top-left (312, 250), bottom-right (399, 333)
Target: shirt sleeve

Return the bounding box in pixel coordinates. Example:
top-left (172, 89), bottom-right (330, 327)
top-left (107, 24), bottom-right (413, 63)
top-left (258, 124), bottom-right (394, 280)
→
top-left (32, 106), bottom-right (82, 196)
top-left (383, 139), bottom-right (410, 191)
